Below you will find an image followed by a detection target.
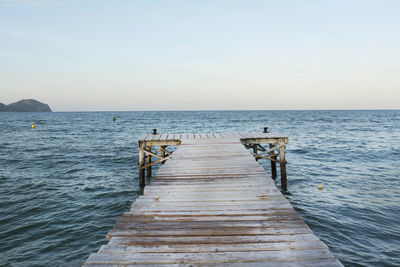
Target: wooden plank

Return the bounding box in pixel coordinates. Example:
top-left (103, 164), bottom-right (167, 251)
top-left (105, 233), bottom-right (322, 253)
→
top-left (131, 202), bottom-right (290, 210)
top-left (149, 134), bottom-right (159, 141)
top-left (241, 137), bottom-right (289, 145)
top-left (142, 188), bottom-right (282, 195)
top-left (98, 240), bottom-right (329, 253)
top-left (85, 249), bottom-right (336, 264)
top-left (107, 227), bottom-right (312, 239)
top-left (139, 140), bottom-right (181, 146)
top-left (142, 182), bottom-right (278, 189)
top-left (194, 133), bottom-right (202, 139)
top-left (113, 219), bottom-right (306, 229)
top-left (137, 134), bottom-right (148, 141)
top-left (157, 133), bottom-right (168, 141)
top-left (84, 259), bottom-right (343, 267)
top-left (108, 233), bottom-right (323, 245)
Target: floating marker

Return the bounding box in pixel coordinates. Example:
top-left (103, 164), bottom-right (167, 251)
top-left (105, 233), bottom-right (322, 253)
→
top-left (318, 184), bottom-right (323, 190)
top-left (113, 116), bottom-right (116, 121)
top-left (32, 124), bottom-right (35, 129)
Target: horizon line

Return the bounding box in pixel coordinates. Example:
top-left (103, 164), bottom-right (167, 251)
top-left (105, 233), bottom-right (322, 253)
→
top-left (50, 108), bottom-right (400, 112)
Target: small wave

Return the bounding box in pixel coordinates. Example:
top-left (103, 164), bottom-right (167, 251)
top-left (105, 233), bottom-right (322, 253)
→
top-left (289, 148), bottom-right (308, 154)
top-left (82, 185), bottom-right (106, 192)
top-left (64, 168), bottom-right (84, 174)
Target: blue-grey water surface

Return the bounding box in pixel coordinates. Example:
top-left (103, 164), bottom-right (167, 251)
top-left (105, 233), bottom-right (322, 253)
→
top-left (0, 110), bottom-right (399, 266)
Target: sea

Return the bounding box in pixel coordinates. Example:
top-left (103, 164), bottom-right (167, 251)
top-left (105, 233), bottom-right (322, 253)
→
top-left (0, 110), bottom-right (399, 267)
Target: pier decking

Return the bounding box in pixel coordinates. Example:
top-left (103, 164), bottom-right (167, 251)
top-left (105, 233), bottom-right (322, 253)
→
top-left (84, 132), bottom-right (342, 266)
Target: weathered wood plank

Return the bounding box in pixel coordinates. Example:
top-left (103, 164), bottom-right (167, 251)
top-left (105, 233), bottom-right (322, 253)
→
top-left (108, 233), bottom-right (323, 245)
top-left (158, 133), bottom-right (168, 141)
top-left (113, 220), bottom-right (306, 230)
top-left (98, 240), bottom-right (329, 253)
top-left (85, 249), bottom-right (336, 264)
top-left (84, 258), bottom-right (343, 266)
top-left (106, 227), bottom-right (312, 239)
top-left (137, 134), bottom-right (148, 141)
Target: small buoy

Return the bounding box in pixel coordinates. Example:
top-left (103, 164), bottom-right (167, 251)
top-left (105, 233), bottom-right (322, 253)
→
top-left (318, 184), bottom-right (323, 190)
top-left (31, 124), bottom-right (35, 129)
top-left (113, 116), bottom-right (116, 121)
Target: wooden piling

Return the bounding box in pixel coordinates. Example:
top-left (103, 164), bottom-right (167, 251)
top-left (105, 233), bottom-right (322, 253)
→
top-left (269, 143), bottom-right (277, 180)
top-left (138, 141), bottom-right (145, 188)
top-left (252, 144), bottom-right (258, 161)
top-left (161, 146), bottom-right (166, 165)
top-left (146, 146), bottom-right (152, 178)
top-left (278, 143), bottom-right (287, 191)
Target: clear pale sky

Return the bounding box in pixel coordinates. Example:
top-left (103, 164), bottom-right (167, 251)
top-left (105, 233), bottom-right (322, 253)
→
top-left (1, 0), bottom-right (399, 111)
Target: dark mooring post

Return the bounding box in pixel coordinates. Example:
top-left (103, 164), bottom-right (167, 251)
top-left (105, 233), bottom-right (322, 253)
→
top-left (138, 141), bottom-right (145, 188)
top-left (278, 143), bottom-right (287, 190)
top-left (269, 143), bottom-right (277, 180)
top-left (146, 146), bottom-right (152, 178)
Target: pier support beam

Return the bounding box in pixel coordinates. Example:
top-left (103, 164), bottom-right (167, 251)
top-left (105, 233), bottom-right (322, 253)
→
top-left (146, 146), bottom-right (152, 178)
top-left (244, 142), bottom-right (286, 187)
top-left (253, 144), bottom-right (258, 161)
top-left (278, 143), bottom-right (287, 191)
top-left (137, 142), bottom-right (176, 189)
top-left (161, 146), bottom-right (166, 165)
top-left (138, 141), bottom-right (145, 188)
top-left (269, 144), bottom-right (277, 180)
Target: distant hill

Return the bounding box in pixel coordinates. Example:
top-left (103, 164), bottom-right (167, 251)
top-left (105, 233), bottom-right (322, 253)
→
top-left (0, 99), bottom-right (52, 112)
top-left (0, 103), bottom-right (6, 112)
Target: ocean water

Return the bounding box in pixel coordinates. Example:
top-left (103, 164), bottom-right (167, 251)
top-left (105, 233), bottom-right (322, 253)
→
top-left (0, 110), bottom-right (399, 267)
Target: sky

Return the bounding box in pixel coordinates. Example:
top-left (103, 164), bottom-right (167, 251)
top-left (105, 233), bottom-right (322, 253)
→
top-left (0, 0), bottom-right (399, 111)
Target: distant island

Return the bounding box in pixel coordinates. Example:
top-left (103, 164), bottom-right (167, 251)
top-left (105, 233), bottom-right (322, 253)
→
top-left (0, 99), bottom-right (52, 112)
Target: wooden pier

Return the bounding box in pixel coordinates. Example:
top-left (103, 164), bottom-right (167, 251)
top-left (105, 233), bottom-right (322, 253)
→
top-left (84, 132), bottom-right (343, 266)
